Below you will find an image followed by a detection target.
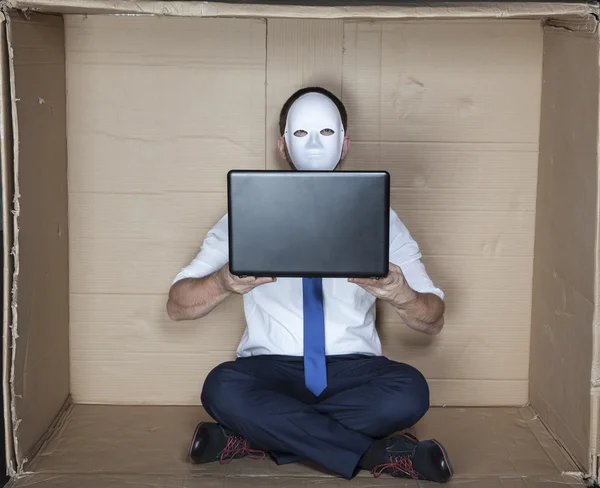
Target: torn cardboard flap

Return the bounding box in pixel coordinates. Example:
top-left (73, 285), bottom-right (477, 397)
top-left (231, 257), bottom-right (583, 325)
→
top-left (5, 11), bottom-right (21, 477)
top-left (0, 9), bottom-right (15, 478)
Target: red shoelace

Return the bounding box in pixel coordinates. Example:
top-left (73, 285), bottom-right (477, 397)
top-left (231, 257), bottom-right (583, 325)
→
top-left (219, 435), bottom-right (266, 464)
top-left (372, 456), bottom-right (419, 479)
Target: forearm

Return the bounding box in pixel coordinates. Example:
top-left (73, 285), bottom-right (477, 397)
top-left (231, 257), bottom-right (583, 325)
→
top-left (388, 291), bottom-right (445, 335)
top-left (167, 272), bottom-right (231, 321)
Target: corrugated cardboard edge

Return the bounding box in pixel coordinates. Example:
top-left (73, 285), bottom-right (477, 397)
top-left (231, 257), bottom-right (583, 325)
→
top-left (592, 15), bottom-right (600, 480)
top-left (0, 10), bottom-right (15, 478)
top-left (592, 168), bottom-right (600, 472)
top-left (545, 16), bottom-right (600, 32)
top-left (0, 0), bottom-right (597, 20)
top-left (3, 9), bottom-right (20, 476)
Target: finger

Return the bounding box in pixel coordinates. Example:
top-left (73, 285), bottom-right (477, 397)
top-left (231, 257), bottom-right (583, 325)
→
top-left (253, 277), bottom-right (277, 286)
top-left (348, 277), bottom-right (381, 286)
top-left (233, 275), bottom-right (258, 283)
top-left (389, 262), bottom-right (404, 275)
top-left (349, 279), bottom-right (368, 289)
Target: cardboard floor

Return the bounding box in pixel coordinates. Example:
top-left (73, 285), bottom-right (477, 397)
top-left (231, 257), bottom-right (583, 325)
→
top-left (7, 405), bottom-right (586, 487)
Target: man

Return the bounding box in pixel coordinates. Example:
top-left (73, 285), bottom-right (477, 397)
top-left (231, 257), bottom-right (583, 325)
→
top-left (167, 87), bottom-right (453, 483)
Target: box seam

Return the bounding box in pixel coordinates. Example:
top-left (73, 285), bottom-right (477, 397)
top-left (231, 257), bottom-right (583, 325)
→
top-left (16, 396), bottom-right (73, 477)
top-left (522, 404), bottom-right (586, 483)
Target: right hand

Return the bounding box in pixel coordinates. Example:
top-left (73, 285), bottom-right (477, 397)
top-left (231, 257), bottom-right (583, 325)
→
top-left (217, 264), bottom-right (276, 295)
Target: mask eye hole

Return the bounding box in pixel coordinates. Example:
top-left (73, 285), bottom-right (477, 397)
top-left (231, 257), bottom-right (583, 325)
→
top-left (320, 128), bottom-right (335, 136)
top-left (293, 130), bottom-right (308, 137)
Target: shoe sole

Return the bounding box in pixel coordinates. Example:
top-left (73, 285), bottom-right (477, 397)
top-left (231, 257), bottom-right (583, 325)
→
top-left (431, 439), bottom-right (454, 480)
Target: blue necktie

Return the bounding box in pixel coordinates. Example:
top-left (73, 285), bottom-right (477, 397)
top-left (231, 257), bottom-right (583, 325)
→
top-left (302, 277), bottom-right (327, 397)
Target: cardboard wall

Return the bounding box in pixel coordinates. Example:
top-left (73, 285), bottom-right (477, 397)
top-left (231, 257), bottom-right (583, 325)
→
top-left (342, 19), bottom-right (542, 405)
top-left (65, 15), bottom-right (266, 404)
top-left (7, 13), bottom-right (70, 464)
top-left (66, 16), bottom-right (543, 407)
top-left (530, 25), bottom-right (599, 469)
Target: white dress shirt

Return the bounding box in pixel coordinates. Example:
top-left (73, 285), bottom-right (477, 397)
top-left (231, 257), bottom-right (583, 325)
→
top-left (173, 208), bottom-right (443, 358)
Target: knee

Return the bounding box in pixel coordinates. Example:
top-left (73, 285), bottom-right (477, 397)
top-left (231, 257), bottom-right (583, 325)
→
top-left (375, 365), bottom-right (430, 431)
top-left (200, 362), bottom-right (242, 418)
top-left (400, 365), bottom-right (430, 417)
top-left (399, 365), bottom-right (430, 424)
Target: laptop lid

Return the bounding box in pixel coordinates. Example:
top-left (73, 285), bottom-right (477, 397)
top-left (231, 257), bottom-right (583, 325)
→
top-left (227, 170), bottom-right (390, 278)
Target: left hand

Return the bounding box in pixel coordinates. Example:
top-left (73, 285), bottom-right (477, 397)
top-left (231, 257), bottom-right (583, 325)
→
top-left (348, 262), bottom-right (417, 305)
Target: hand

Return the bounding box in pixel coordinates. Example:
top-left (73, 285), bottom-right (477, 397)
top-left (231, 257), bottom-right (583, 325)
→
top-left (217, 264), bottom-right (276, 295)
top-left (348, 262), bottom-right (417, 305)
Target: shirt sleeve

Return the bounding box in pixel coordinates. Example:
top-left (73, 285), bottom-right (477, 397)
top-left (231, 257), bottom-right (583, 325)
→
top-left (172, 213), bottom-right (229, 284)
top-left (388, 208), bottom-right (444, 300)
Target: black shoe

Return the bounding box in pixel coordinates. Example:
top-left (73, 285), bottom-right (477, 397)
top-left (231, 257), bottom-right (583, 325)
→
top-left (188, 422), bottom-right (266, 464)
top-left (371, 433), bottom-right (453, 483)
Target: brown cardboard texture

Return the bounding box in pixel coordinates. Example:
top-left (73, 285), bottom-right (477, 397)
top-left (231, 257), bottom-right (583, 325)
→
top-left (1, 1), bottom-right (600, 487)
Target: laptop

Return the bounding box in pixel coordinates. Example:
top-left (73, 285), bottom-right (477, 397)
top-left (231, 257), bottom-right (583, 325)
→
top-left (227, 170), bottom-right (390, 278)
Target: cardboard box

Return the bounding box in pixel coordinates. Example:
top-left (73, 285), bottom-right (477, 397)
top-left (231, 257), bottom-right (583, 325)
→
top-left (1, 1), bottom-right (599, 486)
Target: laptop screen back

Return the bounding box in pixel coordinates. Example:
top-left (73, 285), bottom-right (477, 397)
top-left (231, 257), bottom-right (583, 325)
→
top-left (227, 170), bottom-right (390, 278)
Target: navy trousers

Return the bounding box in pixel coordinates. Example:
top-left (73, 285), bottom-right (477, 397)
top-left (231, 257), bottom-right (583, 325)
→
top-left (201, 354), bottom-right (430, 480)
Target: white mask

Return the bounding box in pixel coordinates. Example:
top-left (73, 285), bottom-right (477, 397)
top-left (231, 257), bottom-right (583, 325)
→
top-left (284, 92), bottom-right (345, 171)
